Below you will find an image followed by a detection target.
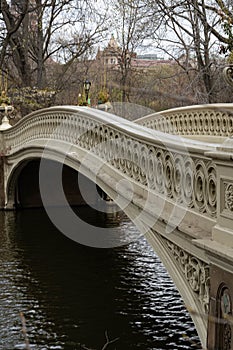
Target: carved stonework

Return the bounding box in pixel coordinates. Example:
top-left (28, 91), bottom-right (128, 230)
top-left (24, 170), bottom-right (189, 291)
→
top-left (218, 287), bottom-right (232, 350)
top-left (223, 65), bottom-right (233, 89)
top-left (137, 104), bottom-right (233, 138)
top-left (225, 183), bottom-right (233, 212)
top-left (223, 323), bottom-right (231, 350)
top-left (166, 240), bottom-right (210, 314)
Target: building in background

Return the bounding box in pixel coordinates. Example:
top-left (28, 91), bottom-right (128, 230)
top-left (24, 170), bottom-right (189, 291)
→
top-left (11, 0), bottom-right (38, 32)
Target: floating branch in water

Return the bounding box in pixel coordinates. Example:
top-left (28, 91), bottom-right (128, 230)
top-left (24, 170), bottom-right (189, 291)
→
top-left (19, 312), bottom-right (31, 350)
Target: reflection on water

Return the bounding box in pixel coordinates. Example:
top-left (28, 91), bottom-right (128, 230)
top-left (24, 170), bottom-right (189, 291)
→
top-left (0, 209), bottom-right (201, 350)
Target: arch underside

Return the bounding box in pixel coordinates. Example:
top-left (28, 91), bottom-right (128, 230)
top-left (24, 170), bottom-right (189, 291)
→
top-left (5, 142), bottom-right (209, 347)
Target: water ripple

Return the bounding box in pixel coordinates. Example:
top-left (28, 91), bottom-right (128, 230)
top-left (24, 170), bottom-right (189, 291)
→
top-left (0, 209), bottom-right (201, 350)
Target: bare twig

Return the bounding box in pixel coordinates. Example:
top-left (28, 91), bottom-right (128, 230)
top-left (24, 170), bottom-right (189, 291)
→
top-left (182, 333), bottom-right (207, 350)
top-left (19, 312), bottom-right (31, 350)
top-left (186, 305), bottom-right (233, 326)
top-left (81, 345), bottom-right (95, 350)
top-left (80, 331), bottom-right (119, 350)
top-left (101, 330), bottom-right (119, 350)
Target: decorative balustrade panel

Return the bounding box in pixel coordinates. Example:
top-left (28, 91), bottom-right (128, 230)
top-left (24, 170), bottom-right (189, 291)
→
top-left (136, 104), bottom-right (233, 137)
top-left (2, 107), bottom-right (217, 219)
top-left (166, 239), bottom-right (210, 314)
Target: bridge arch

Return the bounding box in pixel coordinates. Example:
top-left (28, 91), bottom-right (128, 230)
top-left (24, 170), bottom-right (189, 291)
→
top-left (5, 143), bottom-right (209, 345)
top-left (6, 153), bottom-right (113, 211)
top-left (9, 158), bottom-right (105, 209)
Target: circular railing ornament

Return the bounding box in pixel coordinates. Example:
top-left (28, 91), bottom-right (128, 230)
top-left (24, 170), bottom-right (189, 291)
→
top-left (223, 65), bottom-right (233, 88)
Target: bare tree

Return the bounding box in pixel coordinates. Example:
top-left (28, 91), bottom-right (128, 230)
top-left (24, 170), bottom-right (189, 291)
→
top-left (107, 0), bottom-right (153, 103)
top-left (204, 0), bottom-right (233, 55)
top-left (0, 0), bottom-right (107, 89)
top-left (148, 0), bottom-right (233, 103)
top-left (0, 0), bottom-right (33, 86)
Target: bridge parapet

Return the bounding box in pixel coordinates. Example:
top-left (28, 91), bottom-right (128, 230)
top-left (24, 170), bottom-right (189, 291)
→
top-left (136, 103), bottom-right (233, 140)
top-left (1, 106), bottom-right (217, 233)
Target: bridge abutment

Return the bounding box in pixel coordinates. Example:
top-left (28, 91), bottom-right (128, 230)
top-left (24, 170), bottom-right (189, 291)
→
top-left (207, 264), bottom-right (233, 350)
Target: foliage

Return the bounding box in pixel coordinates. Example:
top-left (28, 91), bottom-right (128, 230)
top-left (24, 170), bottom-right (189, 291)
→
top-left (10, 87), bottom-right (56, 116)
top-left (78, 93), bottom-right (88, 106)
top-left (98, 88), bottom-right (109, 104)
top-left (220, 14), bottom-right (233, 55)
top-left (0, 91), bottom-right (11, 106)
top-left (223, 22), bottom-right (233, 52)
top-left (227, 51), bottom-right (233, 63)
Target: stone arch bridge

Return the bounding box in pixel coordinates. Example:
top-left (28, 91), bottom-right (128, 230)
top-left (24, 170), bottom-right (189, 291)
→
top-left (1, 104), bottom-right (233, 349)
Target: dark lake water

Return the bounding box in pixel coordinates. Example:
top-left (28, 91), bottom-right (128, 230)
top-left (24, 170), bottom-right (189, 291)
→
top-left (0, 208), bottom-right (201, 350)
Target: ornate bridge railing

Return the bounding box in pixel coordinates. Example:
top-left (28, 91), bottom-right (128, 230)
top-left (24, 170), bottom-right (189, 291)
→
top-left (2, 106), bottom-right (217, 225)
top-left (136, 103), bottom-right (233, 137)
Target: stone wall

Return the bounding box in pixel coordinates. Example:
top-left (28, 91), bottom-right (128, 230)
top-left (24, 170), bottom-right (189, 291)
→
top-left (208, 265), bottom-right (233, 350)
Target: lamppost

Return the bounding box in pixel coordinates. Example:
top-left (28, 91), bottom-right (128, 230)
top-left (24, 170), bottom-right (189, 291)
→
top-left (0, 105), bottom-right (14, 130)
top-left (83, 79), bottom-right (91, 105)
